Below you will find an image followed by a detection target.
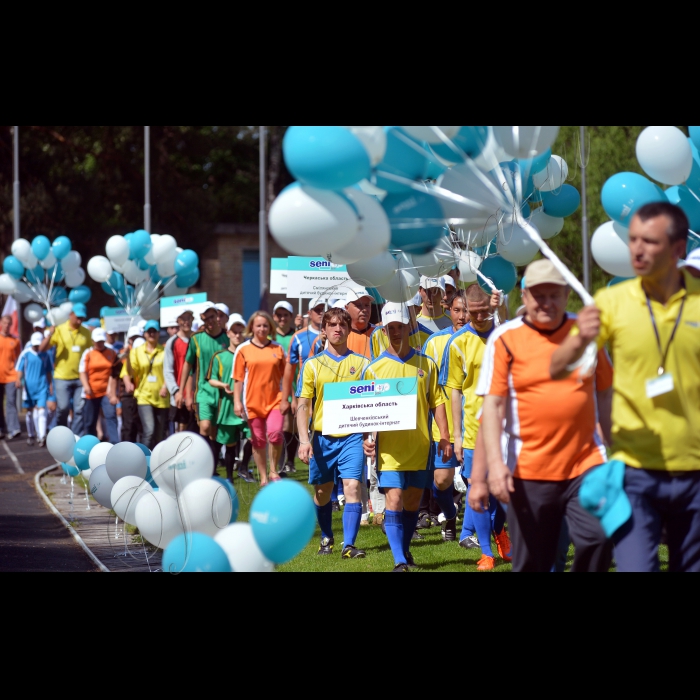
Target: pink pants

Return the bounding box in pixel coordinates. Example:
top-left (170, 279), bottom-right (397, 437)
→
top-left (248, 410), bottom-right (284, 449)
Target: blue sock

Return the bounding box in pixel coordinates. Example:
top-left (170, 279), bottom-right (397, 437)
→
top-left (385, 510), bottom-right (406, 566)
top-left (492, 499), bottom-right (506, 535)
top-left (332, 483), bottom-right (339, 501)
top-left (433, 482), bottom-right (457, 520)
top-left (402, 509), bottom-right (420, 555)
top-left (461, 485), bottom-right (475, 540)
top-left (343, 502), bottom-right (362, 547)
top-left (315, 502), bottom-right (334, 540)
top-left (471, 504), bottom-right (494, 557)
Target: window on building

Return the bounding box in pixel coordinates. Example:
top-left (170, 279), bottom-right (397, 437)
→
top-left (242, 250), bottom-right (260, 322)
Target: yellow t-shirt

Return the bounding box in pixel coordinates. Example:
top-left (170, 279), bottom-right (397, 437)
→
top-left (297, 349), bottom-right (370, 438)
top-left (422, 327), bottom-right (455, 443)
top-left (370, 323), bottom-right (433, 361)
top-left (50, 321), bottom-right (93, 381)
top-left (130, 344), bottom-right (169, 408)
top-left (593, 272), bottom-right (700, 472)
top-left (362, 349), bottom-right (445, 472)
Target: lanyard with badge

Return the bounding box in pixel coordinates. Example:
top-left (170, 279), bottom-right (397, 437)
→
top-left (70, 329), bottom-right (82, 354)
top-left (145, 348), bottom-right (161, 385)
top-left (645, 293), bottom-right (685, 399)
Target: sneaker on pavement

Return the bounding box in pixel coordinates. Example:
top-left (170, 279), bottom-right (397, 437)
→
top-left (7, 431), bottom-right (20, 440)
top-left (285, 462), bottom-right (297, 474)
top-left (459, 535), bottom-right (480, 550)
top-left (38, 438), bottom-right (46, 448)
top-left (476, 555), bottom-right (495, 571)
top-left (441, 516), bottom-right (458, 542)
top-left (392, 563), bottom-right (410, 572)
top-left (494, 528), bottom-right (512, 562)
top-left (404, 551), bottom-right (419, 570)
top-left (342, 545), bottom-right (366, 559)
top-left (317, 537), bottom-right (335, 555)
top-left (415, 512), bottom-right (433, 530)
top-left (27, 437), bottom-right (35, 447)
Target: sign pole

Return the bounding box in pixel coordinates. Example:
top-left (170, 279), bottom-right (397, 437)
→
top-left (13, 126), bottom-right (22, 345)
top-left (580, 125), bottom-right (590, 292)
top-left (144, 126), bottom-right (151, 233)
top-left (259, 126), bottom-right (268, 308)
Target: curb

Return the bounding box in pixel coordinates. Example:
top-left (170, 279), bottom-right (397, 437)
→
top-left (34, 464), bottom-right (110, 573)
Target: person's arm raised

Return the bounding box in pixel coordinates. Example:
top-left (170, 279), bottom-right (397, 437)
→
top-left (550, 305), bottom-right (601, 380)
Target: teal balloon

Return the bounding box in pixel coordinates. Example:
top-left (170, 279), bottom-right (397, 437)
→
top-left (498, 161), bottom-right (535, 201)
top-left (430, 126), bottom-right (488, 161)
top-left (382, 189), bottom-right (445, 255)
top-left (137, 257), bottom-right (151, 271)
top-left (690, 127), bottom-right (700, 153)
top-left (25, 265), bottom-right (43, 284)
top-left (519, 148), bottom-right (552, 177)
top-left (163, 532), bottom-right (232, 573)
top-left (50, 287), bottom-right (67, 304)
top-left (684, 138), bottom-right (700, 199)
top-left (213, 477), bottom-right (239, 524)
top-left (101, 282), bottom-right (115, 297)
top-left (366, 287), bottom-right (385, 304)
top-left (144, 457), bottom-right (157, 489)
top-left (51, 236), bottom-right (72, 260)
top-left (665, 185), bottom-right (700, 232)
top-left (69, 286), bottom-right (92, 304)
top-left (176, 267), bottom-right (199, 288)
top-left (541, 185), bottom-right (581, 218)
top-left (3, 256), bottom-right (24, 280)
top-left (134, 443), bottom-right (151, 457)
top-left (608, 276), bottom-right (633, 287)
top-left (74, 435), bottom-right (100, 471)
top-left (424, 148), bottom-right (447, 180)
top-left (250, 480), bottom-right (316, 564)
top-left (283, 126), bottom-right (371, 190)
top-left (149, 266), bottom-right (163, 284)
top-left (175, 249), bottom-right (199, 275)
top-left (478, 255), bottom-right (518, 295)
top-left (130, 229), bottom-right (152, 260)
top-left (31, 235), bottom-right (51, 261)
top-left (601, 172), bottom-right (666, 227)
top-left (61, 462), bottom-right (81, 478)
top-left (110, 271), bottom-right (125, 292)
top-left (374, 126), bottom-right (432, 193)
top-left (47, 264), bottom-right (64, 283)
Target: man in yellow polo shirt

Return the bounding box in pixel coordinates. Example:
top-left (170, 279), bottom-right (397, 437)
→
top-left (40, 302), bottom-right (92, 435)
top-left (552, 201), bottom-right (700, 572)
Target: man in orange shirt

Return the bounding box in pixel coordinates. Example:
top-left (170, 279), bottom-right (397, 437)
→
top-left (0, 315), bottom-right (22, 440)
top-left (475, 259), bottom-right (614, 572)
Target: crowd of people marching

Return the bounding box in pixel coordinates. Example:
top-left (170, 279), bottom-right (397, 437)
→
top-left (2, 201), bottom-right (700, 572)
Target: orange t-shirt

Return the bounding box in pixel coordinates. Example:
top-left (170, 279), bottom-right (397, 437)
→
top-left (79, 347), bottom-right (119, 399)
top-left (233, 340), bottom-right (286, 420)
top-left (0, 335), bottom-right (21, 384)
top-left (309, 325), bottom-right (375, 359)
top-left (477, 315), bottom-right (612, 482)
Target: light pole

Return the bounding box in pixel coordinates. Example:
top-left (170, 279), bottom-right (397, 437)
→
top-left (13, 126), bottom-right (22, 345)
top-left (144, 126), bottom-right (151, 233)
top-left (259, 126), bottom-right (268, 306)
top-left (580, 125), bottom-right (591, 292)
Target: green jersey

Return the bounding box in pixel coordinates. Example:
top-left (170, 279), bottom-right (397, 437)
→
top-left (276, 330), bottom-right (294, 357)
top-left (207, 349), bottom-right (245, 427)
top-left (185, 329), bottom-right (229, 405)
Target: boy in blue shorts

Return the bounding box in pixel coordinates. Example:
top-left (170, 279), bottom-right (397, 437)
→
top-left (296, 307), bottom-right (371, 559)
top-left (362, 303), bottom-right (452, 572)
top-left (15, 332), bottom-right (53, 447)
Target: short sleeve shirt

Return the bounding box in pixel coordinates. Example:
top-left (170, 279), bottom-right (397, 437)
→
top-left (233, 340), bottom-right (286, 420)
top-left (185, 330), bottom-right (229, 405)
top-left (49, 322), bottom-right (92, 380)
top-left (130, 344), bottom-right (169, 408)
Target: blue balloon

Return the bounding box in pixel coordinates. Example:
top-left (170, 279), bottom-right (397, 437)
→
top-left (374, 126), bottom-right (432, 193)
top-left (424, 148), bottom-right (447, 180)
top-left (149, 266), bottom-right (163, 284)
top-left (608, 276), bottom-right (633, 287)
top-left (3, 256), bottom-right (24, 280)
top-left (137, 257), bottom-right (151, 271)
top-left (213, 477), bottom-right (239, 524)
top-left (430, 126), bottom-right (489, 161)
top-left (176, 267), bottom-right (199, 288)
top-left (249, 480), bottom-right (316, 564)
top-left (61, 462), bottom-right (81, 478)
top-left (25, 265), bottom-right (43, 284)
top-left (541, 184), bottom-right (581, 218)
top-left (101, 282), bottom-right (115, 297)
top-left (366, 287), bottom-right (386, 304)
top-left (144, 457), bottom-right (157, 489)
top-left (519, 148), bottom-right (552, 177)
top-left (134, 443), bottom-right (151, 457)
top-left (382, 190), bottom-right (445, 255)
top-left (51, 236), bottom-right (72, 260)
top-left (665, 184), bottom-right (700, 232)
top-left (69, 285), bottom-right (92, 304)
top-left (46, 263), bottom-right (64, 283)
top-left (601, 172), bottom-right (666, 227)
top-left (478, 255), bottom-right (518, 295)
top-left (689, 127), bottom-right (700, 154)
top-left (174, 249), bottom-right (199, 276)
top-left (283, 126), bottom-right (371, 190)
top-left (109, 271), bottom-right (125, 292)
top-left (50, 287), bottom-right (67, 304)
top-left (163, 533), bottom-right (232, 573)
top-left (74, 435), bottom-right (100, 471)
top-left (31, 235), bottom-right (51, 261)
top-left (498, 161), bottom-right (535, 201)
top-left (129, 229), bottom-right (152, 260)
top-left (684, 138), bottom-right (700, 199)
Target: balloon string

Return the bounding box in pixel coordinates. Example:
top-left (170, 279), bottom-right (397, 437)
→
top-left (47, 262), bottom-right (58, 307)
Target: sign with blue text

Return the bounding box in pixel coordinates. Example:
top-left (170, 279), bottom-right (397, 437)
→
top-left (286, 257), bottom-right (360, 301)
top-left (160, 293), bottom-right (209, 328)
top-left (101, 308), bottom-right (144, 333)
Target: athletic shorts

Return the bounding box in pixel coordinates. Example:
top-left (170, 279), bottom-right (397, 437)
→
top-left (308, 433), bottom-right (364, 486)
top-left (432, 442), bottom-right (458, 470)
top-left (216, 423), bottom-right (251, 446)
top-left (195, 400), bottom-right (217, 423)
top-left (170, 404), bottom-right (193, 425)
top-left (378, 469), bottom-right (431, 492)
top-left (248, 411), bottom-right (284, 449)
top-left (460, 449), bottom-right (475, 481)
top-left (24, 389), bottom-right (48, 409)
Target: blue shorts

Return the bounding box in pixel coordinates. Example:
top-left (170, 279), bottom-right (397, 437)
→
top-left (378, 469), bottom-right (431, 492)
top-left (461, 449), bottom-right (475, 480)
top-left (432, 442), bottom-right (458, 470)
top-left (308, 433), bottom-right (364, 486)
top-left (24, 389), bottom-right (48, 409)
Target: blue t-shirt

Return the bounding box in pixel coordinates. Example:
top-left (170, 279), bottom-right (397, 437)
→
top-left (16, 349), bottom-right (52, 394)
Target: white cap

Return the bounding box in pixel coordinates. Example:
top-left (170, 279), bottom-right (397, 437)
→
top-left (441, 274), bottom-right (456, 290)
top-left (273, 301), bottom-right (294, 314)
top-left (215, 303), bottom-right (230, 317)
top-left (199, 302), bottom-right (217, 317)
top-left (344, 287), bottom-right (373, 303)
top-left (132, 337), bottom-right (146, 349)
top-left (227, 314), bottom-right (246, 330)
top-left (406, 293), bottom-right (422, 308)
top-left (127, 326), bottom-right (143, 339)
top-left (332, 299), bottom-right (347, 309)
top-left (92, 328), bottom-right (107, 343)
top-left (381, 302), bottom-right (410, 326)
top-left (137, 319), bottom-right (147, 330)
top-left (177, 307), bottom-right (194, 320)
top-left (680, 248), bottom-right (700, 271)
top-left (30, 332), bottom-right (44, 347)
top-left (420, 275), bottom-right (446, 292)
top-left (308, 298), bottom-right (326, 311)
top-left (33, 318), bottom-right (46, 329)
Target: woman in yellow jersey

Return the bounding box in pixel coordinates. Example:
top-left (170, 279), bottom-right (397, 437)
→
top-left (128, 321), bottom-right (169, 449)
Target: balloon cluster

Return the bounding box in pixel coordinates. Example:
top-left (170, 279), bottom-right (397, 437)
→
top-left (45, 427), bottom-right (316, 573)
top-left (270, 126), bottom-right (579, 300)
top-left (595, 126), bottom-right (700, 278)
top-left (87, 231), bottom-right (200, 320)
top-left (0, 236), bottom-right (88, 326)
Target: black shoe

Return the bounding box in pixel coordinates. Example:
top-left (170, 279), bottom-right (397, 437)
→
top-left (412, 531), bottom-right (424, 540)
top-left (415, 512), bottom-right (433, 530)
top-left (317, 537), bottom-right (335, 555)
top-left (441, 516), bottom-right (458, 542)
top-left (331, 501), bottom-right (340, 513)
top-left (342, 545), bottom-right (366, 559)
top-left (392, 563), bottom-right (410, 572)
top-left (430, 515), bottom-right (440, 527)
top-left (285, 462), bottom-right (297, 474)
top-left (459, 535), bottom-right (481, 550)
top-left (404, 551), bottom-right (419, 570)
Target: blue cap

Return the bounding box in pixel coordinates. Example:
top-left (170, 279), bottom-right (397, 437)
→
top-left (579, 460), bottom-right (632, 538)
top-left (143, 320), bottom-right (161, 332)
top-left (86, 318), bottom-right (101, 328)
top-left (72, 303), bottom-right (88, 319)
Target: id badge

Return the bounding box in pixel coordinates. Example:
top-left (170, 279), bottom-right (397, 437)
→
top-left (646, 373), bottom-right (674, 399)
top-left (147, 375), bottom-right (158, 383)
top-left (72, 345), bottom-right (81, 353)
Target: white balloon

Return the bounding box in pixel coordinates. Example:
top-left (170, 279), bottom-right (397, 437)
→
top-left (152, 234), bottom-right (177, 263)
top-left (591, 221), bottom-right (636, 277)
top-left (331, 189), bottom-right (391, 264)
top-left (493, 126), bottom-right (560, 159)
top-left (122, 260), bottom-right (142, 284)
top-left (59, 301), bottom-right (74, 315)
top-left (437, 164), bottom-right (506, 225)
top-left (162, 278), bottom-right (189, 297)
top-left (46, 307), bottom-right (69, 326)
top-left (111, 476), bottom-right (154, 526)
top-left (347, 251), bottom-right (396, 288)
top-left (400, 126), bottom-right (461, 144)
top-left (39, 251), bottom-right (57, 270)
top-left (215, 523), bottom-right (275, 573)
top-left (497, 223), bottom-right (540, 267)
top-left (0, 274), bottom-right (18, 295)
top-left (456, 219), bottom-right (501, 248)
top-left (11, 239), bottom-right (33, 266)
top-left (105, 235), bottom-right (130, 266)
top-left (82, 467), bottom-right (92, 481)
top-left (533, 155), bottom-right (569, 192)
top-left (269, 185), bottom-right (358, 257)
top-left (344, 126), bottom-right (387, 167)
top-left (13, 281), bottom-right (34, 303)
top-left (179, 478), bottom-right (233, 537)
top-left (88, 441), bottom-right (114, 471)
top-left (64, 267), bottom-right (86, 289)
top-left (412, 236), bottom-right (458, 277)
top-left (134, 489), bottom-right (185, 550)
top-left (529, 208), bottom-right (565, 240)
top-left (472, 126), bottom-right (513, 171)
top-left (23, 303), bottom-right (44, 323)
top-left (375, 254), bottom-right (420, 302)
top-left (46, 426), bottom-right (76, 463)
top-left (150, 432), bottom-right (215, 499)
top-left (60, 250), bottom-right (81, 272)
top-left (87, 256), bottom-right (113, 283)
top-left (636, 125), bottom-right (693, 186)
top-left (457, 251), bottom-right (483, 284)
top-left (105, 442), bottom-right (148, 483)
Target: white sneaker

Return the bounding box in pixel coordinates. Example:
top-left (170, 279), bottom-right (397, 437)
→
top-left (338, 495), bottom-right (346, 508)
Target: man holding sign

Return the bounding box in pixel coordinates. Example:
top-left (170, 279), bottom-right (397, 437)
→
top-left (296, 308), bottom-right (370, 559)
top-left (362, 303), bottom-right (452, 572)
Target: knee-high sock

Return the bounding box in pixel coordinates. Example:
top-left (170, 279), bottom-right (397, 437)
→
top-left (471, 503), bottom-right (494, 557)
top-left (35, 407), bottom-right (47, 441)
top-left (433, 482), bottom-right (457, 519)
top-left (241, 440), bottom-right (253, 470)
top-left (343, 502), bottom-right (362, 547)
top-left (26, 410), bottom-right (35, 438)
top-left (492, 500), bottom-right (506, 535)
top-left (209, 439), bottom-right (222, 475)
top-left (402, 510), bottom-right (420, 555)
top-left (385, 510), bottom-right (406, 566)
top-left (315, 502), bottom-right (334, 540)
top-left (461, 485), bottom-right (476, 540)
top-left (224, 444), bottom-right (237, 481)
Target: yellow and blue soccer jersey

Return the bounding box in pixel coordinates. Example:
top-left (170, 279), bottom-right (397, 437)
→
top-left (296, 349), bottom-right (370, 438)
top-left (370, 322), bottom-right (433, 361)
top-left (440, 324), bottom-right (492, 450)
top-left (422, 326), bottom-right (456, 444)
top-left (362, 349), bottom-right (445, 472)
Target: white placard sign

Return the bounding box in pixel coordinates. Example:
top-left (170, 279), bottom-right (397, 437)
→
top-left (286, 257), bottom-right (358, 301)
